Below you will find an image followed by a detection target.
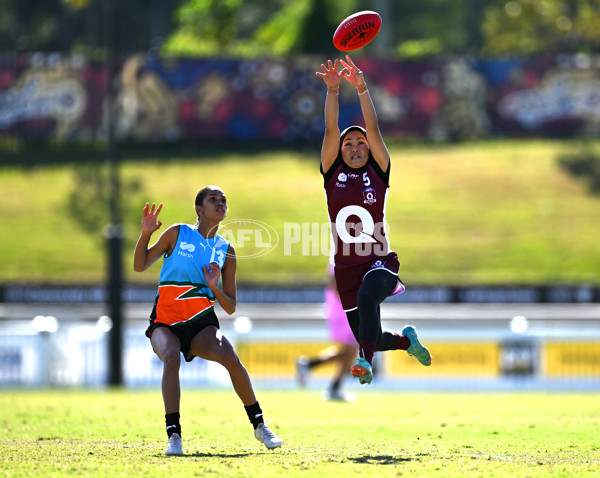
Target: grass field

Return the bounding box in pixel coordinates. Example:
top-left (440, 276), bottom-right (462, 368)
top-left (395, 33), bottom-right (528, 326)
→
top-left (1, 389), bottom-right (599, 477)
top-left (2, 139), bottom-right (600, 286)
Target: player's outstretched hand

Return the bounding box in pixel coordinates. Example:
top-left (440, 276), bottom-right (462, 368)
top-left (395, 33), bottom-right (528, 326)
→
top-left (141, 202), bottom-right (163, 234)
top-left (340, 55), bottom-right (366, 89)
top-left (316, 59), bottom-right (346, 89)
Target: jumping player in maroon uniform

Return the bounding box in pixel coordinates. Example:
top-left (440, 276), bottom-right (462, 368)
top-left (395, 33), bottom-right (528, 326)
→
top-left (317, 55), bottom-right (432, 384)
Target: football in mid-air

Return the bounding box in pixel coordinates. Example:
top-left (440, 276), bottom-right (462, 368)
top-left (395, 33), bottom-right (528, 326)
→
top-left (332, 11), bottom-right (382, 52)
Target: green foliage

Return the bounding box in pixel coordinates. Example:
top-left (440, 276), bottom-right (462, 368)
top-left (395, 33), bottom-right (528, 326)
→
top-left (60, 0), bottom-right (91, 10)
top-left (391, 0), bottom-right (485, 56)
top-left (0, 0), bottom-right (61, 50)
top-left (164, 0), bottom-right (244, 56)
top-left (482, 0), bottom-right (600, 55)
top-left (1, 390), bottom-right (599, 477)
top-left (557, 142), bottom-right (600, 194)
top-left (66, 163), bottom-right (146, 248)
top-left (293, 0), bottom-right (358, 54)
top-left (163, 0), bottom-right (322, 57)
top-left (4, 0), bottom-right (600, 57)
top-left (396, 38), bottom-right (442, 58)
top-left (162, 0), bottom-right (364, 57)
top-left (162, 0), bottom-right (488, 58)
top-left (66, 163), bottom-right (112, 236)
top-left (248, 1), bottom-right (313, 55)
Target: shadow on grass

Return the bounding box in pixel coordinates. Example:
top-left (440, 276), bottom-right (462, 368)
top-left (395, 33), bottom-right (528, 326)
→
top-left (156, 452), bottom-right (253, 459)
top-left (348, 455), bottom-right (414, 465)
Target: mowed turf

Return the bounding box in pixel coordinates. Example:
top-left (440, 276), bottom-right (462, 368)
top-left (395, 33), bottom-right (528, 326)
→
top-left (2, 140), bottom-right (600, 286)
top-left (1, 390), bottom-right (598, 477)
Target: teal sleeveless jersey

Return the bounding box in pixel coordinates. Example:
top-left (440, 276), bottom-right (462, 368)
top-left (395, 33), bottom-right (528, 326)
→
top-left (154, 224), bottom-right (230, 326)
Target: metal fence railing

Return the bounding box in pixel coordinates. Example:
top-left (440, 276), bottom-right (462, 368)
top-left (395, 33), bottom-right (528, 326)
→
top-left (1, 302), bottom-right (599, 390)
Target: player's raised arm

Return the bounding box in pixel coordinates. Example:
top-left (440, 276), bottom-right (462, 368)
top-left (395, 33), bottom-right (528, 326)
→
top-left (133, 202), bottom-right (177, 272)
top-left (316, 59), bottom-right (344, 173)
top-left (340, 55), bottom-right (390, 172)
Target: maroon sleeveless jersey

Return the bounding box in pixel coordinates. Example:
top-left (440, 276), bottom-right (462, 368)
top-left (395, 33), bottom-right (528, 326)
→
top-left (322, 155), bottom-right (393, 268)
top-left (322, 155), bottom-right (402, 310)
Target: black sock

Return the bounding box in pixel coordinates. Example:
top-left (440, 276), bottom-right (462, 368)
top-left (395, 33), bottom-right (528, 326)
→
top-left (308, 357), bottom-right (324, 368)
top-left (165, 412), bottom-right (181, 438)
top-left (330, 378), bottom-right (342, 393)
top-left (244, 402), bottom-right (264, 429)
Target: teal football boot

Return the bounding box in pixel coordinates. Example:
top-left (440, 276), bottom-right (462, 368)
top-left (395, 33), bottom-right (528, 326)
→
top-left (351, 356), bottom-right (373, 384)
top-left (402, 325), bottom-right (432, 366)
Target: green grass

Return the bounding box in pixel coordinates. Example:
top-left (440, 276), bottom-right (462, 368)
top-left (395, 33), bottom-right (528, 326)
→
top-left (1, 390), bottom-right (599, 477)
top-left (2, 139), bottom-right (600, 286)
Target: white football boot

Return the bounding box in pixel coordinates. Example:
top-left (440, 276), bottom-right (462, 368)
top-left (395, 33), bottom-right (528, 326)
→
top-left (254, 422), bottom-right (282, 449)
top-left (165, 433), bottom-right (183, 456)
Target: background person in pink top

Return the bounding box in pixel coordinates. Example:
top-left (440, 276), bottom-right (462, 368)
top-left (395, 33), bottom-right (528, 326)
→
top-left (296, 267), bottom-right (358, 402)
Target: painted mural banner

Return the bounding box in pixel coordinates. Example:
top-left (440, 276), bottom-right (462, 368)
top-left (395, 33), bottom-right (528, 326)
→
top-left (2, 53), bottom-right (600, 145)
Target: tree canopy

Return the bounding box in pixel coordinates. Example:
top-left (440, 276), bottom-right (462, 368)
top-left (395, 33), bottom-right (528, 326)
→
top-left (2, 0), bottom-right (600, 58)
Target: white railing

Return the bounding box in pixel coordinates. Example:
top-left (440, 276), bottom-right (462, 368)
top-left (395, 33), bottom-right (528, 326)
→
top-left (0, 303), bottom-right (599, 390)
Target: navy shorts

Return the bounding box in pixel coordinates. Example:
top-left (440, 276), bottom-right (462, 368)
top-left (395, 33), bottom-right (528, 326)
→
top-left (145, 309), bottom-right (220, 362)
top-left (334, 252), bottom-right (401, 311)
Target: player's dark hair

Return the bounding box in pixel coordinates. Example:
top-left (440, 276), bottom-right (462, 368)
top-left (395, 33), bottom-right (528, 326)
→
top-left (195, 186), bottom-right (225, 226)
top-left (340, 125), bottom-right (366, 143)
top-left (195, 185), bottom-right (225, 207)
top-left (337, 125), bottom-right (374, 166)
top-left (195, 186), bottom-right (212, 206)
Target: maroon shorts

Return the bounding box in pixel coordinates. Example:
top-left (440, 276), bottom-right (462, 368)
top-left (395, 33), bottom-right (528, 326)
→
top-left (333, 252), bottom-right (401, 311)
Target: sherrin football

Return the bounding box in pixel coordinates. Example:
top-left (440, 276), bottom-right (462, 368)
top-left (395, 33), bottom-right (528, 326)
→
top-left (332, 11), bottom-right (382, 52)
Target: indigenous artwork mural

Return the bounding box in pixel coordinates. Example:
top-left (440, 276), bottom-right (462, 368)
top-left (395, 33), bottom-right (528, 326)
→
top-left (2, 53), bottom-right (600, 145)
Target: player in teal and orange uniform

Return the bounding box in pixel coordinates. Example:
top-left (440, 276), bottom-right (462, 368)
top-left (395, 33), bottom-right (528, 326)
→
top-left (134, 185), bottom-right (282, 455)
top-left (317, 55), bottom-right (432, 385)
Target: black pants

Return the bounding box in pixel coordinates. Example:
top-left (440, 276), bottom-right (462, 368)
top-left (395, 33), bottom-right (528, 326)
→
top-left (345, 269), bottom-right (400, 351)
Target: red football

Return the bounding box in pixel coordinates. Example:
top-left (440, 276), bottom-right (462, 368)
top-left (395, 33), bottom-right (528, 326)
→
top-left (332, 11), bottom-right (382, 51)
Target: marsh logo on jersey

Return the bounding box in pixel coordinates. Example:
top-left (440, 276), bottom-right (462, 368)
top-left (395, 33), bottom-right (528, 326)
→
top-left (180, 242), bottom-right (195, 252)
top-left (178, 241), bottom-right (195, 258)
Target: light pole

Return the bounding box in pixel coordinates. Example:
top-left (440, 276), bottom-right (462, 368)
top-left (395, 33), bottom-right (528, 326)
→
top-left (104, 0), bottom-right (123, 387)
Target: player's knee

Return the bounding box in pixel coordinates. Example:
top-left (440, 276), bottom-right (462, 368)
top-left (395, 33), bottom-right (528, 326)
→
top-left (357, 287), bottom-right (376, 310)
top-left (160, 347), bottom-right (181, 368)
top-left (218, 345), bottom-right (241, 369)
